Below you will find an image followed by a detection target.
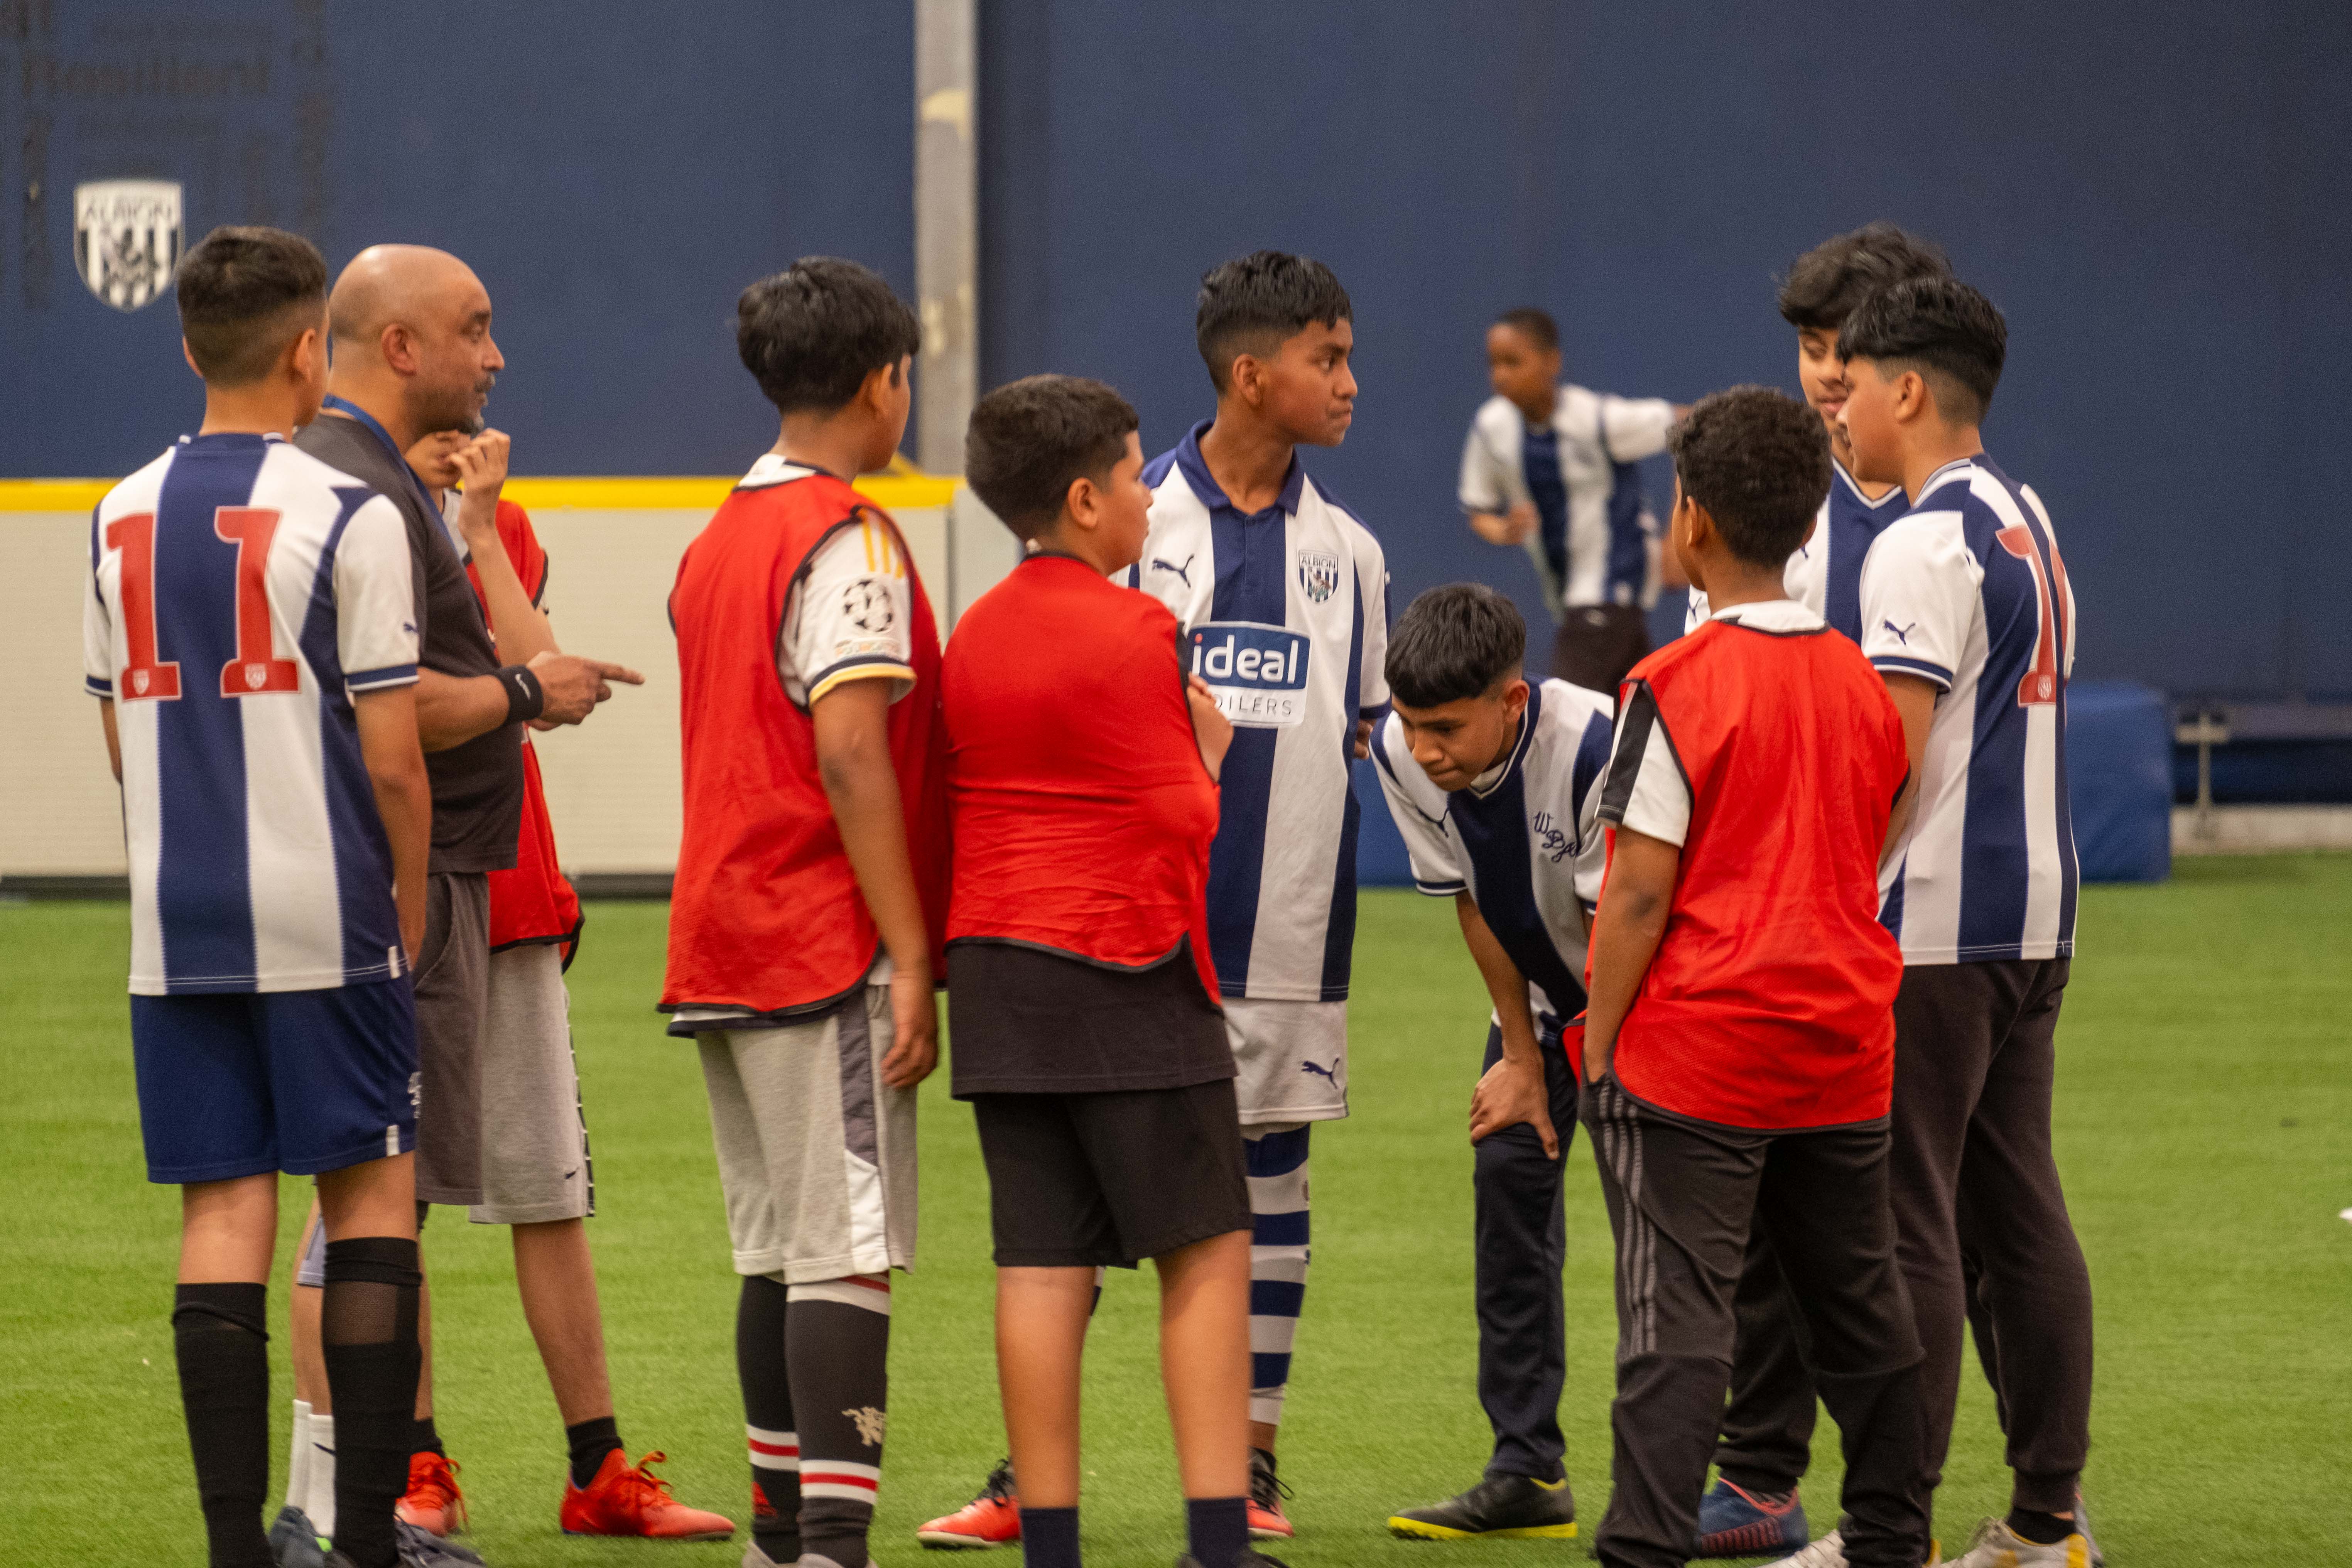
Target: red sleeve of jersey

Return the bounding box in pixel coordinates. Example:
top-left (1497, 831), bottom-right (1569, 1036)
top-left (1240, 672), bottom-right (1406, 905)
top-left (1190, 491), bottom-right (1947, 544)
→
top-left (495, 499), bottom-right (548, 604)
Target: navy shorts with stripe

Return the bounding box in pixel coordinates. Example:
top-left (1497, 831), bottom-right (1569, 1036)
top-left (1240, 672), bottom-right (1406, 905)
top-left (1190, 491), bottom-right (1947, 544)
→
top-left (131, 979), bottom-right (419, 1183)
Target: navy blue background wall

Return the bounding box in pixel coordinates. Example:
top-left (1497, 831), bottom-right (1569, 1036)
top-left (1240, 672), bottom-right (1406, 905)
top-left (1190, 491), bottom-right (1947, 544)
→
top-left (981, 2), bottom-right (2352, 702)
top-left (0, 1), bottom-right (915, 478)
top-left (7, 2), bottom-right (2347, 701)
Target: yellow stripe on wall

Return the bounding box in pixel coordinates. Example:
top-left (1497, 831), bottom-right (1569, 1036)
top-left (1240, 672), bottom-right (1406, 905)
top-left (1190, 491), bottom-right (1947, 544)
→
top-left (0, 473), bottom-right (962, 512)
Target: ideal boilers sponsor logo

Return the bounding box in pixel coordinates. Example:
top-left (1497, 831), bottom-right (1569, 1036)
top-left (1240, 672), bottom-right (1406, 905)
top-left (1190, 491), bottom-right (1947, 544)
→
top-left (1188, 621), bottom-right (1310, 729)
top-left (74, 179), bottom-right (181, 311)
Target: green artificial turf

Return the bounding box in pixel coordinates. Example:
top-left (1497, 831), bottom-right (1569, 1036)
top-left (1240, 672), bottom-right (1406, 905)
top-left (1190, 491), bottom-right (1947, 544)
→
top-left (4, 858), bottom-right (2348, 1565)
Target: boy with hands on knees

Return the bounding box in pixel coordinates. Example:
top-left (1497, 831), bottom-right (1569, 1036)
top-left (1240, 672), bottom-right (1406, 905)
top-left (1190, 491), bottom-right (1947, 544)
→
top-left (1369, 584), bottom-right (1615, 1543)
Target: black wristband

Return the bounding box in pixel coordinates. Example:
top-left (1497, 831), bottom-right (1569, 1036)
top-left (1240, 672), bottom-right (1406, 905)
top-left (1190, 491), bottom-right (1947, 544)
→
top-left (499, 664), bottom-right (545, 725)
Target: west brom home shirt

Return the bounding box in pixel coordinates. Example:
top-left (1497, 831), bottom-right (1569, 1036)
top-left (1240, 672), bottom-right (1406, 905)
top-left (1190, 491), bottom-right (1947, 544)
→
top-left (1371, 678), bottom-right (1615, 1023)
top-left (1860, 454), bottom-right (2079, 965)
top-left (1125, 420), bottom-right (1390, 1003)
top-left (86, 433), bottom-right (418, 994)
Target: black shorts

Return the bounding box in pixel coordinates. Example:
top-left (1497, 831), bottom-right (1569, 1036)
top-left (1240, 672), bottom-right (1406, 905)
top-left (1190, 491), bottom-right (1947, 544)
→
top-left (971, 1080), bottom-right (1251, 1268)
top-left (947, 937), bottom-right (1233, 1097)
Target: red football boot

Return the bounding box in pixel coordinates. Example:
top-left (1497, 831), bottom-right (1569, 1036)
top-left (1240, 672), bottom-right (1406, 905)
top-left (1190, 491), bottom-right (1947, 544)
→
top-left (561, 1449), bottom-right (736, 1540)
top-left (915, 1458), bottom-right (1021, 1549)
top-left (396, 1451), bottom-right (468, 1537)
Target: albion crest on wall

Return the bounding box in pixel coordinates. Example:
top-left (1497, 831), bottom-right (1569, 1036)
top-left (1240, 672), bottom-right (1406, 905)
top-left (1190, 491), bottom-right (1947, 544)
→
top-left (74, 180), bottom-right (183, 312)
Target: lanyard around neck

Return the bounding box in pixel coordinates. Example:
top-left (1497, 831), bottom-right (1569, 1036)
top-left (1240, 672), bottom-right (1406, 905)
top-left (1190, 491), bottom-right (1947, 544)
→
top-left (320, 395), bottom-right (442, 519)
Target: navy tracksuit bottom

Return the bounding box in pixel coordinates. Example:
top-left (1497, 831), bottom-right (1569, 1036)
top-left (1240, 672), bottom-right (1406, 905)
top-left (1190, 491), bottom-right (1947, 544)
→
top-left (1472, 1017), bottom-right (1585, 1482)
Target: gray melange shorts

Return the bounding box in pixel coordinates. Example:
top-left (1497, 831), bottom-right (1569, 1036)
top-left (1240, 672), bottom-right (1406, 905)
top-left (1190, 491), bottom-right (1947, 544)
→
top-left (696, 986), bottom-right (917, 1282)
top-left (414, 872), bottom-right (490, 1207)
top-left (469, 941), bottom-right (593, 1225)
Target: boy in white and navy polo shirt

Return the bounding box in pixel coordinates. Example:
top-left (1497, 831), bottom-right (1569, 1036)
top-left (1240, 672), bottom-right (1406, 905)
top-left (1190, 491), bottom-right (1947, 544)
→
top-left (1128, 251), bottom-right (1388, 1541)
top-left (1459, 307), bottom-right (1680, 692)
top-left (1834, 273), bottom-right (2095, 1568)
top-left (86, 225), bottom-right (431, 1568)
top-left (1370, 584), bottom-right (1611, 1545)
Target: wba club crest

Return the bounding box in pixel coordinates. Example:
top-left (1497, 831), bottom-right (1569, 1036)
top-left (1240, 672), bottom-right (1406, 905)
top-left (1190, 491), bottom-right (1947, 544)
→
top-left (1297, 548), bottom-right (1341, 604)
top-left (75, 181), bottom-right (183, 312)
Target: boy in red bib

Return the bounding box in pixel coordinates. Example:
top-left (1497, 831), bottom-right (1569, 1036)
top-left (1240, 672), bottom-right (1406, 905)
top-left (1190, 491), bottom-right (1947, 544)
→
top-left (1577, 388), bottom-right (1928, 1568)
top-left (945, 375), bottom-right (1267, 1568)
top-left (664, 258), bottom-right (947, 1568)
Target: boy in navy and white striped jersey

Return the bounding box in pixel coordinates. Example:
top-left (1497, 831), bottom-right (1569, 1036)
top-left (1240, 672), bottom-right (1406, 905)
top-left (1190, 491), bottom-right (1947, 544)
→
top-left (1133, 250), bottom-right (1387, 1542)
top-left (1820, 275), bottom-right (2096, 1568)
top-left (84, 225), bottom-right (433, 1568)
top-left (1369, 584), bottom-right (1612, 1545)
top-left (1683, 225), bottom-right (1950, 648)
top-left (918, 250), bottom-right (1385, 1553)
top-left (1460, 308), bottom-right (1682, 692)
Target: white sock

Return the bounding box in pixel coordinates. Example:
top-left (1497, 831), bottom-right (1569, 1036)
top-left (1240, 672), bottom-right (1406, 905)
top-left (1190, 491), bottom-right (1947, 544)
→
top-left (285, 1400), bottom-right (312, 1512)
top-left (306, 1413), bottom-right (338, 1538)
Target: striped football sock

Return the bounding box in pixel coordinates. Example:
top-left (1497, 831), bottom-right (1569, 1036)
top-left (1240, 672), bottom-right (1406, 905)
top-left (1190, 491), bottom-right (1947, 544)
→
top-left (788, 1274), bottom-right (892, 1568)
top-left (738, 1275), bottom-right (800, 1563)
top-left (1244, 1125), bottom-right (1312, 1429)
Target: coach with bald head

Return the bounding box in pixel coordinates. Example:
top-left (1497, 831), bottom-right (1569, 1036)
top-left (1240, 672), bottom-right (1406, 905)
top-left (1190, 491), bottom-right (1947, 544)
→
top-left (297, 244), bottom-right (636, 1220)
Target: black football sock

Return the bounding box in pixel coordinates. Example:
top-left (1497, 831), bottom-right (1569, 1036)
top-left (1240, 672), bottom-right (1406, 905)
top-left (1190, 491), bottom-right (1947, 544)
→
top-left (786, 1284), bottom-right (891, 1567)
top-left (1186, 1495), bottom-right (1248, 1568)
top-left (2007, 1506), bottom-right (2075, 1545)
top-left (566, 1415), bottom-right (623, 1488)
top-left (321, 1238), bottom-right (422, 1568)
top-left (409, 1413), bottom-right (444, 1458)
top-left (738, 1276), bottom-right (800, 1563)
top-left (172, 1282), bottom-right (274, 1568)
top-left (1021, 1504), bottom-right (1080, 1568)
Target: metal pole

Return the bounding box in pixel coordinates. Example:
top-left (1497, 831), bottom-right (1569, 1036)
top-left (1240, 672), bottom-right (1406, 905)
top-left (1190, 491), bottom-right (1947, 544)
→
top-left (914, 0), bottom-right (976, 477)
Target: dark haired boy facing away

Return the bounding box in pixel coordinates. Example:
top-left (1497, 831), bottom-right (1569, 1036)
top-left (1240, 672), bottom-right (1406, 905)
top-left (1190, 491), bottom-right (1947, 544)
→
top-left (1459, 307), bottom-right (1686, 692)
top-left (86, 224), bottom-right (434, 1568)
top-left (1579, 388), bottom-right (1928, 1568)
top-left (944, 373), bottom-right (1281, 1568)
top-left (662, 257), bottom-right (949, 1568)
top-left (1835, 277), bottom-right (2097, 1568)
top-left (1367, 584), bottom-right (1614, 1543)
top-left (1689, 221), bottom-right (1954, 1561)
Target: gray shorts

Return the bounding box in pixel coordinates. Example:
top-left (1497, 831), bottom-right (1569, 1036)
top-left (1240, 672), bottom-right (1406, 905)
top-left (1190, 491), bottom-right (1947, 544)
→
top-left (414, 872), bottom-right (491, 1207)
top-left (696, 986), bottom-right (917, 1281)
top-left (469, 941), bottom-right (594, 1225)
top-left (1224, 997), bottom-right (1349, 1126)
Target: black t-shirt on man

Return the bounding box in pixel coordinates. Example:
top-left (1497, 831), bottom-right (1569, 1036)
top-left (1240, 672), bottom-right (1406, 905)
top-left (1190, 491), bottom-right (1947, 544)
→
top-left (297, 414), bottom-right (522, 874)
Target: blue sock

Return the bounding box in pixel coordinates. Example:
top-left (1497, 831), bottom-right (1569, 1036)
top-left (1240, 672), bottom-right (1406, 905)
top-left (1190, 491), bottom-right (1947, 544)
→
top-left (1022, 1504), bottom-right (1080, 1568)
top-left (1186, 1495), bottom-right (1248, 1567)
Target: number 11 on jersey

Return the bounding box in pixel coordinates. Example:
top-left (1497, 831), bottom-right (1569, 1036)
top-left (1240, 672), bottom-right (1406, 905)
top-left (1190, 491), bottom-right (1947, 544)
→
top-left (105, 508), bottom-right (300, 702)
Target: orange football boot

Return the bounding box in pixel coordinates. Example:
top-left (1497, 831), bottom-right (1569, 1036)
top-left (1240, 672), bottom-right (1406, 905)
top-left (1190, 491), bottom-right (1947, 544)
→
top-left (396, 1450), bottom-right (468, 1537)
top-left (561, 1449), bottom-right (735, 1540)
top-left (915, 1459), bottom-right (1021, 1549)
top-left (1248, 1447), bottom-right (1295, 1541)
